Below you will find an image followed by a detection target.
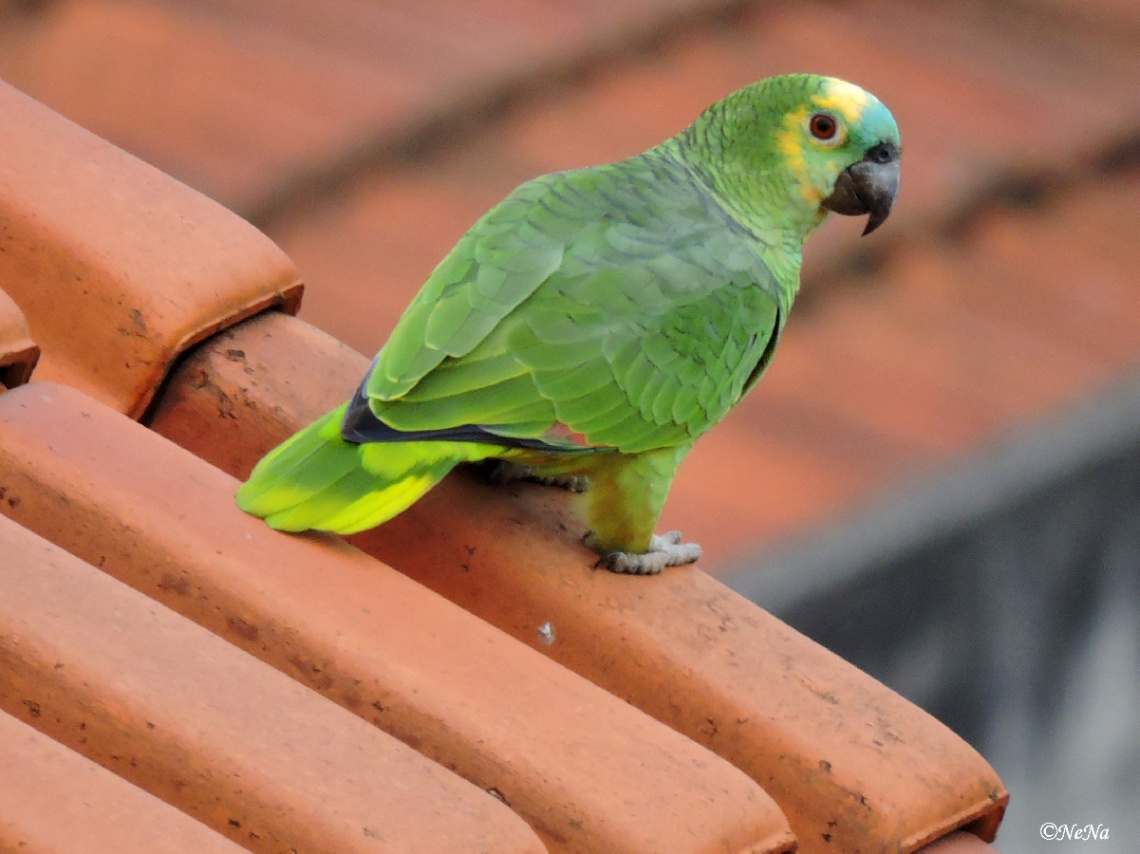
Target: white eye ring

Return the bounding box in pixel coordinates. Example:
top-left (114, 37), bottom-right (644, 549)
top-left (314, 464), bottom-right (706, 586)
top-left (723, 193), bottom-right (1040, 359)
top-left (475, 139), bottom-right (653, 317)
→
top-left (806, 112), bottom-right (846, 147)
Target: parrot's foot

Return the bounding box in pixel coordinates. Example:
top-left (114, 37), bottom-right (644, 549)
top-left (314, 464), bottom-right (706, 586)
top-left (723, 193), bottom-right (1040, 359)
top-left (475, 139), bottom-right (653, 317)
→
top-left (484, 460), bottom-right (589, 493)
top-left (533, 472), bottom-right (590, 493)
top-left (594, 531), bottom-right (702, 576)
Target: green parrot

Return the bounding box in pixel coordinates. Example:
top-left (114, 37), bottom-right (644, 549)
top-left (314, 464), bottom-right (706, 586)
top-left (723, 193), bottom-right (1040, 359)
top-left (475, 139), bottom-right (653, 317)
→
top-left (237, 73), bottom-right (900, 574)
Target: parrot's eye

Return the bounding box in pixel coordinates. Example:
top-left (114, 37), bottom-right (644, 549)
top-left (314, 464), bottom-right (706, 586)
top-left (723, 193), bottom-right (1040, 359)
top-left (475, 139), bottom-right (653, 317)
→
top-left (809, 113), bottom-right (838, 141)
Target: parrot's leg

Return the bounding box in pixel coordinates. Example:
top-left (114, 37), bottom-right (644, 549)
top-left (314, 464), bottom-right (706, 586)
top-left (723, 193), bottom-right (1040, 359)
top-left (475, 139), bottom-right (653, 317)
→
top-left (483, 459), bottom-right (589, 493)
top-left (577, 445), bottom-right (700, 575)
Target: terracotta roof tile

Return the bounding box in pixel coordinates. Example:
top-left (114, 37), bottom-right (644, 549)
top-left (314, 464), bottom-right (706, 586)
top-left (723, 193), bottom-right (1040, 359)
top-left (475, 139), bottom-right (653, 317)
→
top-left (0, 0), bottom-right (422, 208)
top-left (0, 288), bottom-right (38, 389)
top-left (1, 381), bottom-right (794, 854)
top-left (0, 79), bottom-right (301, 417)
top-left (0, 511), bottom-right (547, 854)
top-left (0, 708), bottom-right (247, 854)
top-left (919, 831), bottom-right (1000, 854)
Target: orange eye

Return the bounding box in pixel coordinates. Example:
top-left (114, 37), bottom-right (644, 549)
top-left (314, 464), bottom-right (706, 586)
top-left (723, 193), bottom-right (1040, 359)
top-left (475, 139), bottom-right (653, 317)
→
top-left (809, 113), bottom-right (837, 140)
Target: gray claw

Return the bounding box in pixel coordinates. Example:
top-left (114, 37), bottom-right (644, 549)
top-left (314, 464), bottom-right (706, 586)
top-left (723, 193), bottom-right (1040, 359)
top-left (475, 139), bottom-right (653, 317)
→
top-left (596, 531), bottom-right (701, 575)
top-left (531, 473), bottom-right (589, 493)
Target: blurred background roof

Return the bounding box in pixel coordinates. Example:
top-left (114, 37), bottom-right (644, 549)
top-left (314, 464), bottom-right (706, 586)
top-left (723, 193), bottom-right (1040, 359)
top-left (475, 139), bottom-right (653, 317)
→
top-left (2, 2), bottom-right (1137, 850)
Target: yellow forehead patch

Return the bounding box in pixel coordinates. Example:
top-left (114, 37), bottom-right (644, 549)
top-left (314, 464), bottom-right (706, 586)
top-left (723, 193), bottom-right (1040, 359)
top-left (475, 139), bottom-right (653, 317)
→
top-left (812, 78), bottom-right (868, 123)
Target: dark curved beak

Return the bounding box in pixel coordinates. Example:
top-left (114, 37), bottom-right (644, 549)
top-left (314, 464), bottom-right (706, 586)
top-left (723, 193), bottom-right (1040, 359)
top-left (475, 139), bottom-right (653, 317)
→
top-left (821, 142), bottom-right (900, 236)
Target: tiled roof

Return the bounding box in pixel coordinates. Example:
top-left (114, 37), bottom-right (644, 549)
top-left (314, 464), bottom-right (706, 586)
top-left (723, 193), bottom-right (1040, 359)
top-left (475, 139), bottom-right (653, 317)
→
top-left (4, 0), bottom-right (1137, 849)
top-left (0, 82), bottom-right (1004, 851)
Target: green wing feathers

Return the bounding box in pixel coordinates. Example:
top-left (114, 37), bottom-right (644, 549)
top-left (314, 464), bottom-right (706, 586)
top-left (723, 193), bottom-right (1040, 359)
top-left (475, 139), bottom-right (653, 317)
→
top-left (361, 155), bottom-right (784, 455)
top-left (235, 404), bottom-right (501, 535)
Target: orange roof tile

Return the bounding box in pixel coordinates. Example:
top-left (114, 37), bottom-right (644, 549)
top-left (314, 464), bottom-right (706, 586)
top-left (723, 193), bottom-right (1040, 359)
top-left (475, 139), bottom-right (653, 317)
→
top-left (0, 512), bottom-right (547, 854)
top-left (0, 288), bottom-right (38, 389)
top-left (0, 79), bottom-right (301, 418)
top-left (919, 831), bottom-right (1001, 854)
top-left (0, 380), bottom-right (794, 854)
top-left (0, 709), bottom-right (247, 854)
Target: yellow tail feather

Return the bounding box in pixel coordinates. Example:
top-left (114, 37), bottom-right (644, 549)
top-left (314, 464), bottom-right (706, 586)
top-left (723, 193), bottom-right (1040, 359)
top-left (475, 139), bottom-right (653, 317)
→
top-left (236, 404), bottom-right (502, 535)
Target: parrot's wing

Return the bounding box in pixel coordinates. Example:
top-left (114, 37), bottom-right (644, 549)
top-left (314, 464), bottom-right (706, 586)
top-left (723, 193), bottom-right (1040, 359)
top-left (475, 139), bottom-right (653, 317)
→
top-left (365, 175), bottom-right (573, 402)
top-left (356, 157), bottom-right (785, 454)
top-left (506, 233), bottom-right (783, 454)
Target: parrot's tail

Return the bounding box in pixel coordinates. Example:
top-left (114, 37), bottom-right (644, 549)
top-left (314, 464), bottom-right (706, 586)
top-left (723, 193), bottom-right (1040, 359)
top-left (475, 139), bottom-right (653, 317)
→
top-left (236, 404), bottom-right (500, 535)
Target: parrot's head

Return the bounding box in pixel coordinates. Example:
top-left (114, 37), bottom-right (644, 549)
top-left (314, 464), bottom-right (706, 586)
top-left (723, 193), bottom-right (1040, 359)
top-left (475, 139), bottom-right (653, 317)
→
top-left (682, 74), bottom-right (901, 241)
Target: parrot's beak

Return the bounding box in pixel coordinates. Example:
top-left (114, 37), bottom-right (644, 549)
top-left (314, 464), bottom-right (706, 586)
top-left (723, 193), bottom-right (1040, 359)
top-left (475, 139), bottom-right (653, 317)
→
top-left (821, 142), bottom-right (900, 236)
